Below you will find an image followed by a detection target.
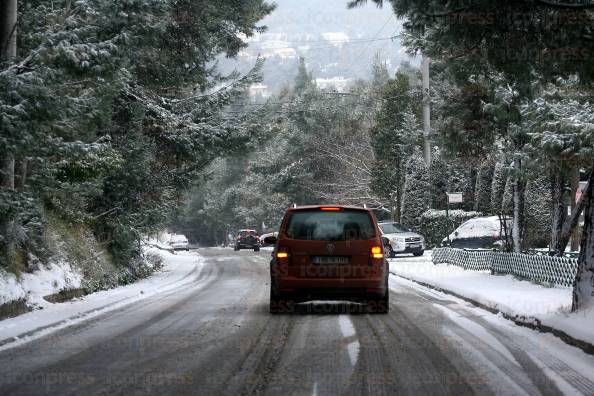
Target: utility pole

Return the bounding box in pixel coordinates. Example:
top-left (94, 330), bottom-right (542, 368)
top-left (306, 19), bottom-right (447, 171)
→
top-left (0, 0), bottom-right (17, 190)
top-left (421, 56), bottom-right (431, 169)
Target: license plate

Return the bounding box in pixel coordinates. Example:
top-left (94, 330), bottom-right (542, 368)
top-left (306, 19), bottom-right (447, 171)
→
top-left (409, 243), bottom-right (421, 248)
top-left (311, 256), bottom-right (349, 265)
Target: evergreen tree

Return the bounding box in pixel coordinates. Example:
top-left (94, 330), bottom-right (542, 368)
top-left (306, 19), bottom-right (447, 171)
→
top-left (474, 158), bottom-right (495, 214)
top-left (524, 174), bottom-right (553, 249)
top-left (401, 152), bottom-right (430, 231)
top-left (370, 70), bottom-right (421, 220)
top-left (294, 57), bottom-right (314, 95)
top-left (430, 149), bottom-right (448, 210)
top-left (491, 161), bottom-right (507, 215)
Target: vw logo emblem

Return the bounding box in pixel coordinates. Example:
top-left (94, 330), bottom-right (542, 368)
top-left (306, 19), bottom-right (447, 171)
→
top-left (326, 243), bottom-right (335, 254)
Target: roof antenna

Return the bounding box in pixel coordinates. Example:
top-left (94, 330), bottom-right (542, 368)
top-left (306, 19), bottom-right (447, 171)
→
top-left (363, 203), bottom-right (367, 208)
top-left (293, 203), bottom-right (297, 208)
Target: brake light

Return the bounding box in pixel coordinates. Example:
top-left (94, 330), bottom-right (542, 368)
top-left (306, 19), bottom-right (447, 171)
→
top-left (320, 207), bottom-right (341, 211)
top-left (371, 246), bottom-right (384, 259)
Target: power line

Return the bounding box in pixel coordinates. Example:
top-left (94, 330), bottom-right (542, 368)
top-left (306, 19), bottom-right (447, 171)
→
top-left (334, 15), bottom-right (396, 79)
top-left (241, 36), bottom-right (397, 53)
top-left (248, 36), bottom-right (398, 45)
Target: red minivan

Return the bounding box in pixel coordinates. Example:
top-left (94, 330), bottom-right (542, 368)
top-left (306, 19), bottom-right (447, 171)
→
top-left (265, 205), bottom-right (389, 313)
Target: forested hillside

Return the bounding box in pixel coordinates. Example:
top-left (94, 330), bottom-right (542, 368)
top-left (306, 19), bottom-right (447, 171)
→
top-left (0, 0), bottom-right (275, 291)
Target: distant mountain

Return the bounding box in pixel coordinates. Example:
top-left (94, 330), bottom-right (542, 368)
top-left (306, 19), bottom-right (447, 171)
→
top-left (217, 0), bottom-right (414, 97)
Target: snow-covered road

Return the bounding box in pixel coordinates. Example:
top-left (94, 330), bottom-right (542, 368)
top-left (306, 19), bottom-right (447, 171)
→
top-left (0, 248), bottom-right (593, 395)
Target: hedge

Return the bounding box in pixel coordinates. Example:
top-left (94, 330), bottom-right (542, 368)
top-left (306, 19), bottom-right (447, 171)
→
top-left (419, 209), bottom-right (483, 248)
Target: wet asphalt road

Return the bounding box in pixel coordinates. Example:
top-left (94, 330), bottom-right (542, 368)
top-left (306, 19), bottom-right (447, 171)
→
top-left (0, 248), bottom-right (593, 396)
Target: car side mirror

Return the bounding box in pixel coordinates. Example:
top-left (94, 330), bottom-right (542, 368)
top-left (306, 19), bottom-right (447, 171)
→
top-left (454, 231), bottom-right (459, 237)
top-left (264, 236), bottom-right (277, 245)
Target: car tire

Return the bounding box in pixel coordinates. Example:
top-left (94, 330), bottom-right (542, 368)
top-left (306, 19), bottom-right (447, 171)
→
top-left (386, 244), bottom-right (395, 258)
top-left (413, 250), bottom-right (424, 257)
top-left (368, 278), bottom-right (389, 314)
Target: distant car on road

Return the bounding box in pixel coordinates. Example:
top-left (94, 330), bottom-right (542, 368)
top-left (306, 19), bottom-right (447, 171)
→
top-left (266, 205), bottom-right (389, 313)
top-left (442, 216), bottom-right (508, 249)
top-left (169, 234), bottom-right (189, 251)
top-left (235, 229), bottom-right (261, 252)
top-left (378, 221), bottom-right (425, 257)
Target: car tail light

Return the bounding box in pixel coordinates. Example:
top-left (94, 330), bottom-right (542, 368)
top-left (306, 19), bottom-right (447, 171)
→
top-left (371, 246), bottom-right (384, 259)
top-left (276, 247), bottom-right (289, 263)
top-left (320, 207), bottom-right (342, 211)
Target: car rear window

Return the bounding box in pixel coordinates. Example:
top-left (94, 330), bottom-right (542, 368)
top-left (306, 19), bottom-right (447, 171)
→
top-left (285, 210), bottom-right (376, 241)
top-left (240, 231), bottom-right (256, 236)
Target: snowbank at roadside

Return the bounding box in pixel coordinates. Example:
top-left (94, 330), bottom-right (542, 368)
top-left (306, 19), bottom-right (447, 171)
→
top-left (0, 249), bottom-right (204, 351)
top-left (389, 252), bottom-right (594, 347)
top-left (0, 260), bottom-right (82, 306)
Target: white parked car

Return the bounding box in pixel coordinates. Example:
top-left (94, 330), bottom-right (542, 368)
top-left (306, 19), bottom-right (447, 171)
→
top-left (378, 221), bottom-right (425, 257)
top-left (259, 231), bottom-right (278, 247)
top-left (442, 216), bottom-right (508, 249)
top-left (169, 234), bottom-right (189, 251)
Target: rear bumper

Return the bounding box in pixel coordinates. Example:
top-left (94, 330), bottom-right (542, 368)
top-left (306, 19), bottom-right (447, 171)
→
top-left (236, 242), bottom-right (259, 248)
top-left (275, 277), bottom-right (387, 300)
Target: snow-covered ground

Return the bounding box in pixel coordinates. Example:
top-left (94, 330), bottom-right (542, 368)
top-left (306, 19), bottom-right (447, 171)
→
top-left (0, 260), bottom-right (82, 306)
top-left (0, 249), bottom-right (204, 351)
top-left (389, 251), bottom-right (594, 347)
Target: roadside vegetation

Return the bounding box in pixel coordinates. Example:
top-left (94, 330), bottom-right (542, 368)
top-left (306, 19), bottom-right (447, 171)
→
top-left (0, 1), bottom-right (275, 287)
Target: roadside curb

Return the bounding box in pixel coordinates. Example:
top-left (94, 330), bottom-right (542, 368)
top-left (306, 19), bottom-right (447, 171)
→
top-left (390, 272), bottom-right (594, 357)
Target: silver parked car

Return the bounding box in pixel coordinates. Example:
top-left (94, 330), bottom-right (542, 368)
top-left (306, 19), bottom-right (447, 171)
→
top-left (378, 221), bottom-right (425, 257)
top-left (169, 234), bottom-right (189, 251)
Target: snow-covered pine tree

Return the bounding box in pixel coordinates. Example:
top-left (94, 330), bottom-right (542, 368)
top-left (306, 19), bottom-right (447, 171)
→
top-left (524, 174), bottom-right (553, 249)
top-left (490, 161), bottom-right (507, 215)
top-left (294, 57), bottom-right (315, 95)
top-left (430, 149), bottom-right (448, 210)
top-left (474, 158), bottom-right (494, 214)
top-left (401, 152), bottom-right (430, 231)
top-left (370, 71), bottom-right (419, 220)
